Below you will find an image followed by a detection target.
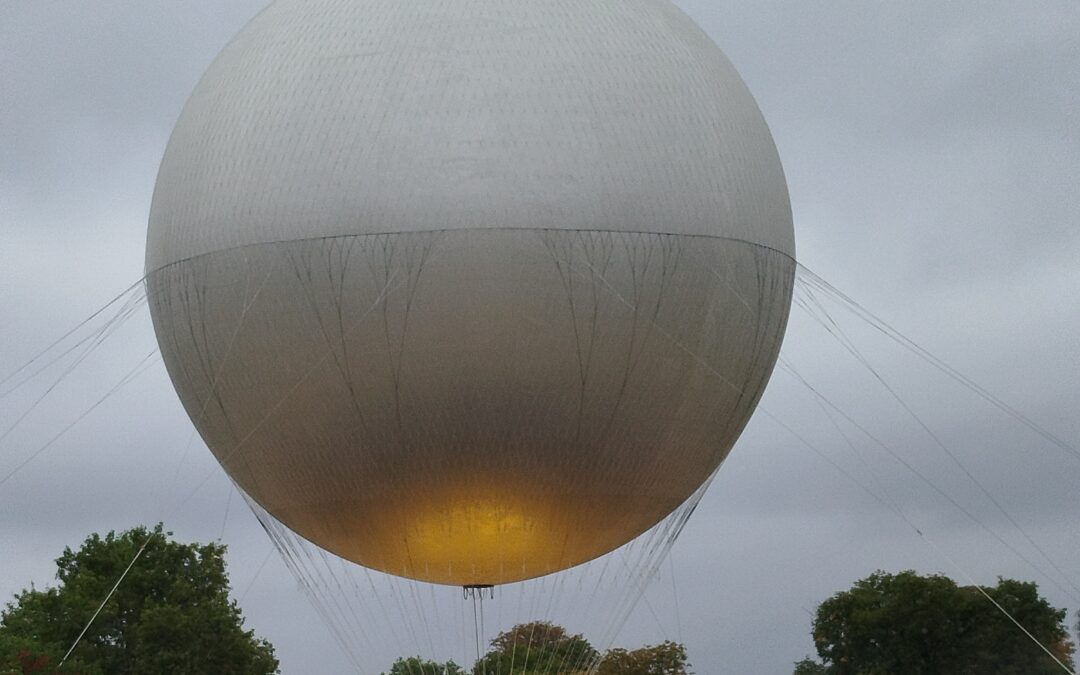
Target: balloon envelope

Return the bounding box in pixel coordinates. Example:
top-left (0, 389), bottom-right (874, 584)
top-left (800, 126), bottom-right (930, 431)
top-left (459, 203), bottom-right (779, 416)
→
top-left (146, 0), bottom-right (795, 585)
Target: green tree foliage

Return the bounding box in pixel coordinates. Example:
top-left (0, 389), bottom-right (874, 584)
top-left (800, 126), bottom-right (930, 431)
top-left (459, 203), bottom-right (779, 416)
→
top-left (596, 640), bottom-right (690, 675)
top-left (383, 656), bottom-right (465, 675)
top-left (798, 570), bottom-right (1075, 674)
top-left (0, 525), bottom-right (278, 675)
top-left (402, 621), bottom-right (689, 675)
top-left (792, 657), bottom-right (827, 675)
top-left (472, 621), bottom-right (598, 674)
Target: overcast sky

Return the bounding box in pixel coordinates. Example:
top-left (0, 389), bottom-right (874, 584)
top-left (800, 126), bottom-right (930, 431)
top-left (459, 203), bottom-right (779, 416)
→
top-left (2, 2), bottom-right (1079, 673)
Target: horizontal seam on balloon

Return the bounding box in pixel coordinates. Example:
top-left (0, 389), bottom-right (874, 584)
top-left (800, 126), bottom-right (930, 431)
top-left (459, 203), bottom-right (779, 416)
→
top-left (145, 227), bottom-right (796, 275)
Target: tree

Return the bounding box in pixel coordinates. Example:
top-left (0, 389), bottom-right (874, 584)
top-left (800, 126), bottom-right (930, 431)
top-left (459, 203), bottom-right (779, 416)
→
top-left (383, 656), bottom-right (465, 675)
top-left (0, 525), bottom-right (278, 675)
top-left (792, 658), bottom-right (827, 675)
top-left (797, 570), bottom-right (1075, 674)
top-left (472, 621), bottom-right (598, 674)
top-left (397, 621), bottom-right (689, 675)
top-left (596, 640), bottom-right (691, 675)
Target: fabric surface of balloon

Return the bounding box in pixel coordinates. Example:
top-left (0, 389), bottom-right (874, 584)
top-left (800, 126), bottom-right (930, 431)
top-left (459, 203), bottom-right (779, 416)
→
top-left (146, 0), bottom-right (796, 585)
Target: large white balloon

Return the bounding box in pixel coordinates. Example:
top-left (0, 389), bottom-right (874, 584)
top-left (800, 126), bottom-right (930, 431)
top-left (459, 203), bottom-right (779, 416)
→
top-left (146, 0), bottom-right (795, 586)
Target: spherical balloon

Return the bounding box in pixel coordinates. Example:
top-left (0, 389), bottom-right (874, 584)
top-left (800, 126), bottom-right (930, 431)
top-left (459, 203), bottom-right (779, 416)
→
top-left (146, 0), bottom-right (795, 586)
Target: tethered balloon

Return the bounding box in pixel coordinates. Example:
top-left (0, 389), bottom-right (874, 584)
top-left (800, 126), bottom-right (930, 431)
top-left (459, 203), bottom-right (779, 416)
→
top-left (146, 0), bottom-right (795, 586)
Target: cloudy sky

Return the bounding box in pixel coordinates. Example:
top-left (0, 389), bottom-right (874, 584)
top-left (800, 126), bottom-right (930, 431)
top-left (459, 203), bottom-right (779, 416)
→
top-left (2, 1), bottom-right (1079, 673)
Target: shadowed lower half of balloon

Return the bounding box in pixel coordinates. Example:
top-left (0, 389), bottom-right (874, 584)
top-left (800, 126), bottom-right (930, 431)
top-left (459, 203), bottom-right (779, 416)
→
top-left (146, 229), bottom-right (794, 585)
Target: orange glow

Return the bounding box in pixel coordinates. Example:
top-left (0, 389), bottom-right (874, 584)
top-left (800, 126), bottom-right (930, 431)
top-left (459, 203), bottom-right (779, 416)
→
top-left (276, 477), bottom-right (671, 586)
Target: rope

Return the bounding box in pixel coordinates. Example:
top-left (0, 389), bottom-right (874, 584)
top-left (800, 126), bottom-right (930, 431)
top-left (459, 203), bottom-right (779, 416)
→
top-left (57, 536), bottom-right (150, 668)
top-left (472, 592), bottom-right (482, 671)
top-left (0, 277), bottom-right (147, 394)
top-left (796, 264), bottom-right (1080, 463)
top-left (0, 350), bottom-right (158, 489)
top-left (0, 289), bottom-right (147, 444)
top-left (796, 282), bottom-right (1080, 600)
